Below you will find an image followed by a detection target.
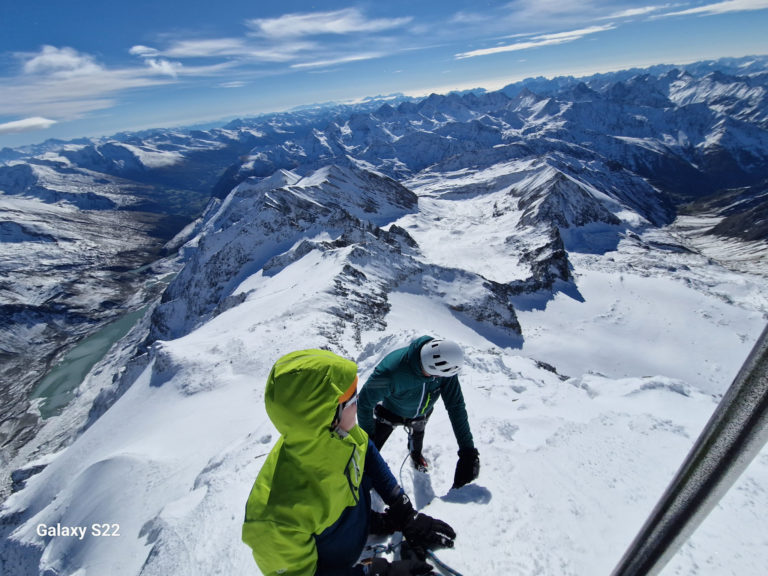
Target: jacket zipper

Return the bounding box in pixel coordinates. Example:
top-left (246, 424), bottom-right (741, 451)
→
top-left (420, 392), bottom-right (431, 416)
top-left (344, 444), bottom-right (360, 504)
top-left (415, 383), bottom-right (426, 418)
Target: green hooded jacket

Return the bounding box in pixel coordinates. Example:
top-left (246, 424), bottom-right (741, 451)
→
top-left (242, 349), bottom-right (368, 576)
top-left (358, 336), bottom-right (474, 450)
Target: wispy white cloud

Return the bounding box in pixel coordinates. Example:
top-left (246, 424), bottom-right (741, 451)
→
top-left (449, 11), bottom-right (493, 25)
top-left (148, 38), bottom-right (318, 63)
top-left (537, 24), bottom-right (616, 42)
top-left (144, 58), bottom-right (183, 78)
top-left (661, 0), bottom-right (768, 17)
top-left (129, 45), bottom-right (160, 58)
top-left (130, 8), bottom-right (412, 69)
top-left (129, 9), bottom-right (417, 74)
top-left (0, 116), bottom-right (57, 134)
top-left (156, 38), bottom-right (250, 58)
top-left (456, 24), bottom-right (615, 59)
top-left (602, 5), bottom-right (670, 19)
top-left (246, 8), bottom-right (411, 38)
top-left (2, 46), bottom-right (174, 121)
top-left (291, 53), bottom-right (385, 70)
top-left (23, 45), bottom-right (103, 77)
top-left (454, 2), bottom-right (676, 32)
top-left (218, 81), bottom-right (247, 89)
top-left (501, 0), bottom-right (595, 22)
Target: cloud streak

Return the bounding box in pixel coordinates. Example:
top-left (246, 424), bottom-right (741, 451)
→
top-left (149, 38), bottom-right (318, 63)
top-left (455, 24), bottom-right (615, 59)
top-left (246, 8), bottom-right (412, 38)
top-left (661, 0), bottom-right (768, 17)
top-left (291, 52), bottom-right (386, 70)
top-left (602, 5), bottom-right (669, 19)
top-left (0, 117), bottom-right (57, 134)
top-left (130, 8), bottom-right (414, 71)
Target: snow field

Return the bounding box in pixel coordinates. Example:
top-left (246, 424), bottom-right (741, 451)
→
top-left (366, 284), bottom-right (768, 576)
top-left (517, 264), bottom-right (766, 394)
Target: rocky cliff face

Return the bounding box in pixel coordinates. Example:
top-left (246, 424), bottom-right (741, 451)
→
top-left (149, 164), bottom-right (523, 351)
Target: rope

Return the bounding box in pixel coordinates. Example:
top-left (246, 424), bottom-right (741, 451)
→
top-left (398, 449), bottom-right (410, 489)
top-left (393, 431), bottom-right (463, 576)
top-left (426, 549), bottom-right (464, 576)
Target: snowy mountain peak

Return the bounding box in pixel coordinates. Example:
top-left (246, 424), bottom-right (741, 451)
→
top-left (149, 164), bottom-right (420, 340)
top-left (286, 164), bottom-right (418, 221)
top-left (516, 166), bottom-right (622, 229)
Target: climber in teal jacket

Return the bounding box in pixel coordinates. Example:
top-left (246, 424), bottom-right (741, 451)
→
top-left (242, 349), bottom-right (456, 576)
top-left (357, 336), bottom-right (480, 489)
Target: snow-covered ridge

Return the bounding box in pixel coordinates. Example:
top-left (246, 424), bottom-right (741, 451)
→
top-left (150, 163), bottom-right (522, 347)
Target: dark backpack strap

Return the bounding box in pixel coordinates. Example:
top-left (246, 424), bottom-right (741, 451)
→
top-left (373, 403), bottom-right (407, 426)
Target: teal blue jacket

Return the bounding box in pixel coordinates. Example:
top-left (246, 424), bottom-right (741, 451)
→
top-left (358, 336), bottom-right (475, 450)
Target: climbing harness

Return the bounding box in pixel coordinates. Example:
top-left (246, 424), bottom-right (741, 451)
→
top-left (365, 541), bottom-right (401, 557)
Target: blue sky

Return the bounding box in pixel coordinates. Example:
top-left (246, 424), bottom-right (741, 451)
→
top-left (1, 0), bottom-right (767, 147)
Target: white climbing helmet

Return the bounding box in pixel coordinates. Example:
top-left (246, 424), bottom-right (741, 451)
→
top-left (420, 339), bottom-right (463, 377)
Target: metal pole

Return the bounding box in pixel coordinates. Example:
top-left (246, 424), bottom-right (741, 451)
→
top-left (610, 323), bottom-right (768, 576)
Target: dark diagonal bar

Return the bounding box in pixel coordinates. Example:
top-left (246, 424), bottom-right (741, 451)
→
top-left (611, 323), bottom-right (768, 576)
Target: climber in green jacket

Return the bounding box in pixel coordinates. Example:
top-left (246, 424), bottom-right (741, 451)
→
top-left (357, 337), bottom-right (480, 488)
top-left (242, 349), bottom-right (456, 576)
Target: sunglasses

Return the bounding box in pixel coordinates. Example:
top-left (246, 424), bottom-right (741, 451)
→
top-left (341, 391), bottom-right (358, 410)
top-left (335, 389), bottom-right (358, 426)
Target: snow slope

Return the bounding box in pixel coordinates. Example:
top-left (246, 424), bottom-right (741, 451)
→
top-left (2, 266), bottom-right (766, 575)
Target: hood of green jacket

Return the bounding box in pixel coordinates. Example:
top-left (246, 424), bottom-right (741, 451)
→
top-left (266, 349), bottom-right (358, 440)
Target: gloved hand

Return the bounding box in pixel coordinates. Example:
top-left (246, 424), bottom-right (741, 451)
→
top-left (385, 492), bottom-right (456, 556)
top-left (369, 510), bottom-right (397, 536)
top-left (364, 558), bottom-right (435, 576)
top-left (403, 512), bottom-right (456, 553)
top-left (452, 447), bottom-right (480, 489)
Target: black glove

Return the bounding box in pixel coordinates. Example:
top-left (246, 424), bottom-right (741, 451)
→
top-left (385, 492), bottom-right (416, 528)
top-left (452, 447), bottom-right (480, 489)
top-left (403, 512), bottom-right (456, 553)
top-left (369, 510), bottom-right (397, 536)
top-left (386, 492), bottom-right (456, 556)
top-left (364, 558), bottom-right (435, 576)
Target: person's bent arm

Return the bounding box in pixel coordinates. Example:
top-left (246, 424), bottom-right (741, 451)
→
top-left (358, 371), bottom-right (393, 435)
